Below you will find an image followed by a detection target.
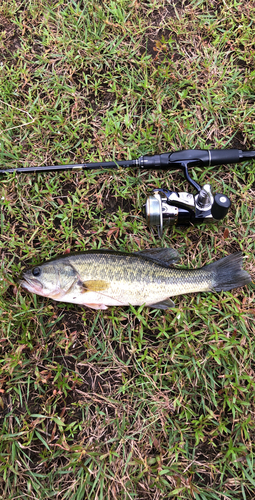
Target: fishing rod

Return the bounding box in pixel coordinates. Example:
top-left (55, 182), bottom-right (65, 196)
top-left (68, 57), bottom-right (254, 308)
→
top-left (1, 148), bottom-right (255, 175)
top-left (1, 148), bottom-right (255, 237)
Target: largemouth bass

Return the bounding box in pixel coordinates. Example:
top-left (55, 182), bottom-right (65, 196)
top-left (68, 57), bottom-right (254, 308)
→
top-left (20, 249), bottom-right (251, 310)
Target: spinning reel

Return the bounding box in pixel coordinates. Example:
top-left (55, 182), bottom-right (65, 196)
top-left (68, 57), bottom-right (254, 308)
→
top-left (144, 160), bottom-right (231, 237)
top-left (144, 186), bottom-right (231, 237)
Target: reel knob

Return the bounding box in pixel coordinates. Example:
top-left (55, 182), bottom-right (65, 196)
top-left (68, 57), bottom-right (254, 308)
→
top-left (211, 193), bottom-right (231, 220)
top-left (196, 184), bottom-right (213, 210)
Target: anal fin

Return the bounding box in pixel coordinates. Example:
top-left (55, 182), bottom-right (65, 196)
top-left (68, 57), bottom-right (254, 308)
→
top-left (148, 298), bottom-right (175, 310)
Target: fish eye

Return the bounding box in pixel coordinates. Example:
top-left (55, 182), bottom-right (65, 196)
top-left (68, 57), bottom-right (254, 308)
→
top-left (32, 267), bottom-right (41, 277)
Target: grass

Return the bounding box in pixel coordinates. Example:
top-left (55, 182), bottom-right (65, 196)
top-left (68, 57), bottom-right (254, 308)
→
top-left (0, 0), bottom-right (255, 498)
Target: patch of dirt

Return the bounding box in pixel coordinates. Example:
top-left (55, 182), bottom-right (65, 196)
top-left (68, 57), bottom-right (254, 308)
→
top-left (230, 131), bottom-right (250, 150)
top-left (103, 192), bottom-right (133, 215)
top-left (0, 15), bottom-right (21, 61)
top-left (140, 2), bottom-right (184, 59)
top-left (54, 310), bottom-right (86, 335)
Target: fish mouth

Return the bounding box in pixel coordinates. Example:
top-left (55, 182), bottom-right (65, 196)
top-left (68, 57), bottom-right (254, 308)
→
top-left (20, 276), bottom-right (43, 294)
top-left (20, 276), bottom-right (63, 298)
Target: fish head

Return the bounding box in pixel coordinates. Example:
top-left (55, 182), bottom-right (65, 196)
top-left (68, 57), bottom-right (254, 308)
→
top-left (20, 263), bottom-right (65, 298)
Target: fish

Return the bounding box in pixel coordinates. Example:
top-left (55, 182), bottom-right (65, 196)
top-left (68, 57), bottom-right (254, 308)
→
top-left (20, 248), bottom-right (251, 310)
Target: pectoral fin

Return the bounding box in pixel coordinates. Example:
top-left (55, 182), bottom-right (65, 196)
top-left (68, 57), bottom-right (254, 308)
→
top-left (78, 279), bottom-right (109, 293)
top-left (148, 298), bottom-right (175, 310)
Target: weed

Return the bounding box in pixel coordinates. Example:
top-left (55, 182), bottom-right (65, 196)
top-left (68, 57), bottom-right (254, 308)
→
top-left (0, 0), bottom-right (255, 498)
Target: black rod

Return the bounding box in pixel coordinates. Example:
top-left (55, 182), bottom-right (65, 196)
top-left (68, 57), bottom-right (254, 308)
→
top-left (0, 159), bottom-right (136, 174)
top-left (0, 149), bottom-right (254, 175)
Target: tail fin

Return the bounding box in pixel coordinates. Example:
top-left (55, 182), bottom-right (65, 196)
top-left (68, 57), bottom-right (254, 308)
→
top-left (205, 252), bottom-right (251, 292)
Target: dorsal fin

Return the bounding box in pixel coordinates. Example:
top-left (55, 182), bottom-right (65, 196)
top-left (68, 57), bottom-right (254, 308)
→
top-left (134, 248), bottom-right (180, 267)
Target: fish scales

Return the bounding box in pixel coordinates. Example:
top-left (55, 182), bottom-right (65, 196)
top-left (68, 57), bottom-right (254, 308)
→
top-left (20, 249), bottom-right (251, 310)
top-left (69, 253), bottom-right (211, 292)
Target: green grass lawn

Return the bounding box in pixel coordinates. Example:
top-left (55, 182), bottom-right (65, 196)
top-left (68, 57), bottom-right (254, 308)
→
top-left (0, 0), bottom-right (255, 498)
